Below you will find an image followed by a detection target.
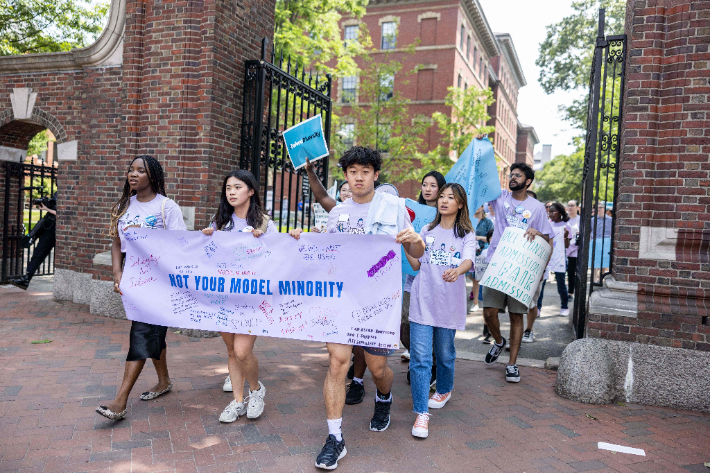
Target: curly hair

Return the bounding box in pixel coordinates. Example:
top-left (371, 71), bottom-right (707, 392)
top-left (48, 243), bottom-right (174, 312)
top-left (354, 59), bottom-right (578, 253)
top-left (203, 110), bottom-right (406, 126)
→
top-left (338, 146), bottom-right (382, 173)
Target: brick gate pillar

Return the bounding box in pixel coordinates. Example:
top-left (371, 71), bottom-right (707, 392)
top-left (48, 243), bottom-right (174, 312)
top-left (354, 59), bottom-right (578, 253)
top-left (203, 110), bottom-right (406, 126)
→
top-left (555, 0), bottom-right (710, 413)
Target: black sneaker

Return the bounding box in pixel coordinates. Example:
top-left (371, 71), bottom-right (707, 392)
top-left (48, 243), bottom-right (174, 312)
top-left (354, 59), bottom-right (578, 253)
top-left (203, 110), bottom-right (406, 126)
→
top-left (485, 337), bottom-right (506, 365)
top-left (505, 364), bottom-right (520, 383)
top-left (345, 381), bottom-right (365, 405)
top-left (9, 276), bottom-right (29, 290)
top-left (346, 363), bottom-right (354, 380)
top-left (482, 334), bottom-right (493, 344)
top-left (370, 399), bottom-right (391, 432)
top-left (429, 365), bottom-right (437, 391)
top-left (315, 434), bottom-right (347, 470)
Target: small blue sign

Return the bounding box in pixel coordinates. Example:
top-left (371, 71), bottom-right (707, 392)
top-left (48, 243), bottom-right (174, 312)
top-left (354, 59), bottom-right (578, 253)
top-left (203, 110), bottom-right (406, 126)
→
top-left (402, 198), bottom-right (437, 277)
top-left (282, 115), bottom-right (329, 170)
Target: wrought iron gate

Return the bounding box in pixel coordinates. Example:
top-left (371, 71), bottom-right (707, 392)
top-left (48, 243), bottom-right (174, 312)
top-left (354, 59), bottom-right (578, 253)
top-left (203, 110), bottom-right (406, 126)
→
top-left (572, 9), bottom-right (627, 338)
top-left (1, 161), bottom-right (57, 283)
top-left (240, 39), bottom-right (332, 232)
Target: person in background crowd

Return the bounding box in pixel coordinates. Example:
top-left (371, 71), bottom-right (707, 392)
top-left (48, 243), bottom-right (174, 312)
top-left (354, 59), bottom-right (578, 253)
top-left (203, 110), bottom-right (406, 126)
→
top-left (417, 171), bottom-right (446, 206)
top-left (469, 206), bottom-right (494, 310)
top-left (289, 147), bottom-right (425, 470)
top-left (9, 193), bottom-right (58, 290)
top-left (485, 202), bottom-right (495, 224)
top-left (202, 170), bottom-right (274, 423)
top-left (338, 181), bottom-right (352, 202)
top-left (543, 203), bottom-right (571, 317)
top-left (96, 155), bottom-right (186, 420)
top-left (590, 201), bottom-right (613, 279)
top-left (405, 183), bottom-right (475, 439)
top-left (565, 200), bottom-right (580, 299)
top-left (482, 159), bottom-right (555, 383)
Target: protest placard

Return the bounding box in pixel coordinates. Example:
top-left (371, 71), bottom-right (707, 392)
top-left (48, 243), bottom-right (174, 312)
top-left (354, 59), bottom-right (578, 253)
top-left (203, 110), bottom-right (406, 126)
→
top-left (282, 115), bottom-right (329, 170)
top-left (479, 227), bottom-right (551, 306)
top-left (402, 198), bottom-right (437, 276)
top-left (120, 229), bottom-right (402, 348)
top-left (311, 182), bottom-right (338, 232)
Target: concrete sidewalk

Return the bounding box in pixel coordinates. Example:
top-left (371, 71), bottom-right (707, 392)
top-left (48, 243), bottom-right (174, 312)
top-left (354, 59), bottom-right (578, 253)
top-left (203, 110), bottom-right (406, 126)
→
top-left (0, 283), bottom-right (709, 473)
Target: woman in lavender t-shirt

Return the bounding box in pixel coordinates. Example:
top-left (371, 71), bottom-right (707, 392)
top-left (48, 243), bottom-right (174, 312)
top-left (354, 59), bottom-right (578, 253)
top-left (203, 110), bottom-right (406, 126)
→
top-left (201, 170), bottom-right (274, 424)
top-left (404, 183), bottom-right (476, 440)
top-left (97, 155), bottom-right (186, 421)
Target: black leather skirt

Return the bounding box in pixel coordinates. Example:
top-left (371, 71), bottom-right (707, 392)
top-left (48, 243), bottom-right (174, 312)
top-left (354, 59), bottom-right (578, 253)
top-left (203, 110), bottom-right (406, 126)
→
top-left (126, 321), bottom-right (168, 361)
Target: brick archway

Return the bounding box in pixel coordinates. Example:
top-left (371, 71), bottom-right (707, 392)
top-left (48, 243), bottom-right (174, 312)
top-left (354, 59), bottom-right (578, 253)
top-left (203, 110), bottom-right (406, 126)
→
top-left (0, 108), bottom-right (68, 151)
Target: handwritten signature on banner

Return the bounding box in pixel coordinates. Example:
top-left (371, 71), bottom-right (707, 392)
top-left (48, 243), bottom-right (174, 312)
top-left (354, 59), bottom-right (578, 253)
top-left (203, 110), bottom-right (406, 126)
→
top-left (121, 229), bottom-right (403, 348)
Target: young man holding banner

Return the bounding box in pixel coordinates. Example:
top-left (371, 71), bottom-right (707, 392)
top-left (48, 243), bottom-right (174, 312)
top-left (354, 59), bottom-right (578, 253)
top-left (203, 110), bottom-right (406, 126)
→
top-left (481, 160), bottom-right (555, 383)
top-left (290, 147), bottom-right (425, 470)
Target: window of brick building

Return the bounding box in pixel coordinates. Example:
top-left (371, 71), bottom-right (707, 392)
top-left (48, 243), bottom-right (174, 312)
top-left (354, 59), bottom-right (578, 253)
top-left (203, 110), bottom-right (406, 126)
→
top-left (460, 25), bottom-right (465, 49)
top-left (479, 58), bottom-right (484, 76)
top-left (417, 69), bottom-right (434, 100)
top-left (381, 22), bottom-right (397, 50)
top-left (341, 124), bottom-right (355, 149)
top-left (457, 74), bottom-right (462, 88)
top-left (473, 47), bottom-right (478, 72)
top-left (466, 35), bottom-right (471, 58)
top-left (379, 73), bottom-right (394, 101)
top-left (342, 76), bottom-right (356, 103)
top-left (344, 25), bottom-right (358, 47)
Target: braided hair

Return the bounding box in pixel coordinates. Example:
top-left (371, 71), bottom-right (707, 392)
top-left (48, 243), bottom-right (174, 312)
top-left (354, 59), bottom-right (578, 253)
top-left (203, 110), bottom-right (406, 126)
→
top-left (108, 155), bottom-right (167, 237)
top-left (212, 170), bottom-right (264, 231)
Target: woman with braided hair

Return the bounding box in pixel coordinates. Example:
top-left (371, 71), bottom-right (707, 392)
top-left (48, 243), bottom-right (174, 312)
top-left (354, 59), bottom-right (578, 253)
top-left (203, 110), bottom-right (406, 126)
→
top-left (96, 155), bottom-right (186, 420)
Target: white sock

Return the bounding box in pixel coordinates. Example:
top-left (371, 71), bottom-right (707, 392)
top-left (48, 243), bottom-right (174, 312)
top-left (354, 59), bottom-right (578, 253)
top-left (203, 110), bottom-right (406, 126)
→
top-left (327, 418), bottom-right (342, 441)
top-left (495, 339), bottom-right (505, 347)
top-left (352, 377), bottom-right (363, 385)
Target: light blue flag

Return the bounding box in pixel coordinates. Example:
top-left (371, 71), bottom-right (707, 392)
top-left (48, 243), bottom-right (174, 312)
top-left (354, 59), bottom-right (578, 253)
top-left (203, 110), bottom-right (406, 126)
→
top-left (445, 137), bottom-right (501, 224)
top-left (402, 198), bottom-right (437, 277)
top-left (282, 115), bottom-right (329, 170)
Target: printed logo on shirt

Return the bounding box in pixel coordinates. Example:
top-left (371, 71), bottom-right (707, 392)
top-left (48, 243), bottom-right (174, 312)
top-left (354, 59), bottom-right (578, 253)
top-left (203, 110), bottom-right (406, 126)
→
top-left (145, 215), bottom-right (158, 228)
top-left (505, 213), bottom-right (530, 230)
top-left (335, 213), bottom-right (366, 234)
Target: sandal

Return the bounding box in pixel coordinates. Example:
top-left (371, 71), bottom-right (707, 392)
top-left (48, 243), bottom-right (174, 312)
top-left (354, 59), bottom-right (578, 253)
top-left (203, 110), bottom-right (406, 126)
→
top-left (140, 383), bottom-right (172, 401)
top-left (96, 405), bottom-right (127, 420)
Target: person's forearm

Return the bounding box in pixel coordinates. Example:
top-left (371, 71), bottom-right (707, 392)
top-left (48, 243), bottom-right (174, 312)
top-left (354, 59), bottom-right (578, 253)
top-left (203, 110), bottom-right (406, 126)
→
top-left (457, 259), bottom-right (472, 274)
top-left (306, 166), bottom-right (337, 212)
top-left (111, 238), bottom-right (124, 278)
top-left (405, 252), bottom-right (420, 271)
top-left (404, 239), bottom-right (425, 259)
top-left (46, 209), bottom-right (57, 216)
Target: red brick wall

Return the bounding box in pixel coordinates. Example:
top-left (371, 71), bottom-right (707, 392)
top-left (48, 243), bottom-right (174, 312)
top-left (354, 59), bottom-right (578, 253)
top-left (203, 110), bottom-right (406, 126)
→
top-left (588, 0), bottom-right (710, 351)
top-left (0, 0), bottom-right (276, 281)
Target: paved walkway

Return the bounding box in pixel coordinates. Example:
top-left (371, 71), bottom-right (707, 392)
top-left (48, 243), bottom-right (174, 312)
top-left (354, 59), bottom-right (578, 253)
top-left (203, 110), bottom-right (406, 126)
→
top-left (1, 283), bottom-right (709, 473)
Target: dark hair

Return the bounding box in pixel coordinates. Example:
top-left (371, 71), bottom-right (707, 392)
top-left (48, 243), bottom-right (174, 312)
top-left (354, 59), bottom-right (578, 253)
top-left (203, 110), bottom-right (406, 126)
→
top-left (511, 162), bottom-right (534, 187)
top-left (212, 170), bottom-right (265, 231)
top-left (549, 202), bottom-right (569, 222)
top-left (428, 183), bottom-right (474, 238)
top-left (417, 171), bottom-right (446, 205)
top-left (526, 189), bottom-right (538, 199)
top-left (339, 146), bottom-right (382, 173)
top-left (109, 155), bottom-right (167, 237)
top-left (486, 228), bottom-right (494, 243)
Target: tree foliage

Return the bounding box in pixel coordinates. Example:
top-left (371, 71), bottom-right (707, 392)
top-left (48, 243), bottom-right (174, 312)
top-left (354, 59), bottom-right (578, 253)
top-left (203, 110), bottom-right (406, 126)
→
top-left (536, 0), bottom-right (626, 129)
top-left (0, 0), bottom-right (109, 56)
top-left (334, 44), bottom-right (430, 185)
top-left (533, 142), bottom-right (584, 204)
top-left (274, 0), bottom-right (370, 78)
top-left (420, 85), bottom-right (495, 178)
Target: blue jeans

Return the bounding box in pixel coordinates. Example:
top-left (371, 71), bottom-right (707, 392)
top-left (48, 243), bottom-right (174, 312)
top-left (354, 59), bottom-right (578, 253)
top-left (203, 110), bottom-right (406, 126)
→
top-left (409, 321), bottom-right (456, 414)
top-left (537, 272), bottom-right (569, 310)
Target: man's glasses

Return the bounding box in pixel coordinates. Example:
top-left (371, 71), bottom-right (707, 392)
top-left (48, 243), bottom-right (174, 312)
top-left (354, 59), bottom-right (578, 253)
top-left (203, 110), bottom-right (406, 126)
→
top-left (509, 173), bottom-right (524, 180)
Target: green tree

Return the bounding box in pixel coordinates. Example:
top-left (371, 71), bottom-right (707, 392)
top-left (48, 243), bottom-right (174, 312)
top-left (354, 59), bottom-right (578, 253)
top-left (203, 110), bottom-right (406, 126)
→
top-left (274, 0), bottom-right (371, 78)
top-left (0, 0), bottom-right (109, 56)
top-left (26, 129), bottom-right (52, 157)
top-left (533, 146), bottom-right (584, 204)
top-left (333, 43), bottom-right (430, 185)
top-left (420, 85), bottom-right (495, 178)
top-left (536, 0), bottom-right (626, 129)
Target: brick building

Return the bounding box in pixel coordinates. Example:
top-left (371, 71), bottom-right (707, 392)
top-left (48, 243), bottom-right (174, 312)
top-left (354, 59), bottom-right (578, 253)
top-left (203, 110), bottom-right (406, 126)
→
top-left (336, 0), bottom-right (536, 197)
top-left (0, 0), bottom-right (276, 308)
top-left (557, 0), bottom-right (710, 413)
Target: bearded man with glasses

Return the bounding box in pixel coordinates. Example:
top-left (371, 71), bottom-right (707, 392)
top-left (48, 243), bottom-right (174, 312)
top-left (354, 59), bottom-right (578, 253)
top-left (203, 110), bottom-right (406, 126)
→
top-left (480, 159), bottom-right (556, 383)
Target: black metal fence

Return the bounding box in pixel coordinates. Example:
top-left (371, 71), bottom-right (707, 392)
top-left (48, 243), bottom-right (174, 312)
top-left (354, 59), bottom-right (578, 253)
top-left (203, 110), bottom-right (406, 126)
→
top-left (572, 9), bottom-right (627, 338)
top-left (1, 161), bottom-right (57, 283)
top-left (240, 39), bottom-right (332, 232)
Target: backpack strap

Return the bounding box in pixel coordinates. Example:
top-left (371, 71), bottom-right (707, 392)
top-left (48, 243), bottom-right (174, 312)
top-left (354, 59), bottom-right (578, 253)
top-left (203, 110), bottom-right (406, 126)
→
top-left (161, 198), bottom-right (167, 229)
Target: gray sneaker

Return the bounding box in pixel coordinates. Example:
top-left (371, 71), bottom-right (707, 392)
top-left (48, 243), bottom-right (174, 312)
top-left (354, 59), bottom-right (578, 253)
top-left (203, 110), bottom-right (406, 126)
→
top-left (219, 399), bottom-right (247, 423)
top-left (247, 381), bottom-right (265, 419)
top-left (522, 330), bottom-right (534, 343)
top-left (223, 375), bottom-right (233, 392)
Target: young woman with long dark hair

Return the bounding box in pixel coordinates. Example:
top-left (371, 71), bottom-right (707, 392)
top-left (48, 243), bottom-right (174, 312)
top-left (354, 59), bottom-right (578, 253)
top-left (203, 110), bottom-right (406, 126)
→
top-left (405, 183), bottom-right (476, 439)
top-left (96, 155), bottom-right (187, 420)
top-left (201, 169), bottom-right (274, 423)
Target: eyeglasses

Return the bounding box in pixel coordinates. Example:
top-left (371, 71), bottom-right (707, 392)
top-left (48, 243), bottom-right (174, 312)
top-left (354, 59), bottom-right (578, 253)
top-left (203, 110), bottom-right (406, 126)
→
top-left (509, 173), bottom-right (524, 179)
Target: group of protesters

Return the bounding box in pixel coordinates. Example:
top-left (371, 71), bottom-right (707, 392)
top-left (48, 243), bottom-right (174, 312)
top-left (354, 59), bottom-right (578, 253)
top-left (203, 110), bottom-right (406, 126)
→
top-left (96, 136), bottom-right (583, 470)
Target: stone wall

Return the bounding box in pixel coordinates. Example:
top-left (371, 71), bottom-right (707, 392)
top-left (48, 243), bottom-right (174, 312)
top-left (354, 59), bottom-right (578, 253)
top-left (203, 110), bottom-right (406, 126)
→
top-left (588, 0), bottom-right (710, 351)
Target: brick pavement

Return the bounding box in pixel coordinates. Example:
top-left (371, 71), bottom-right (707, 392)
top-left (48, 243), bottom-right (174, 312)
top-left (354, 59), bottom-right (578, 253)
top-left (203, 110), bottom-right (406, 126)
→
top-left (1, 285), bottom-right (709, 473)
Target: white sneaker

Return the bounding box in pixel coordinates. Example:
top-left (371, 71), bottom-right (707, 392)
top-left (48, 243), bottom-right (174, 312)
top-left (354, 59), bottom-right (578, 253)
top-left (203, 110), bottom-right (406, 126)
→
top-left (522, 330), bottom-right (534, 343)
top-left (428, 392), bottom-right (451, 409)
top-left (412, 413), bottom-right (430, 439)
top-left (247, 381), bottom-right (265, 419)
top-left (219, 399), bottom-right (246, 423)
top-left (560, 308), bottom-right (570, 317)
top-left (223, 375), bottom-right (233, 392)
top-left (401, 350), bottom-right (410, 360)
top-left (472, 304), bottom-right (479, 312)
